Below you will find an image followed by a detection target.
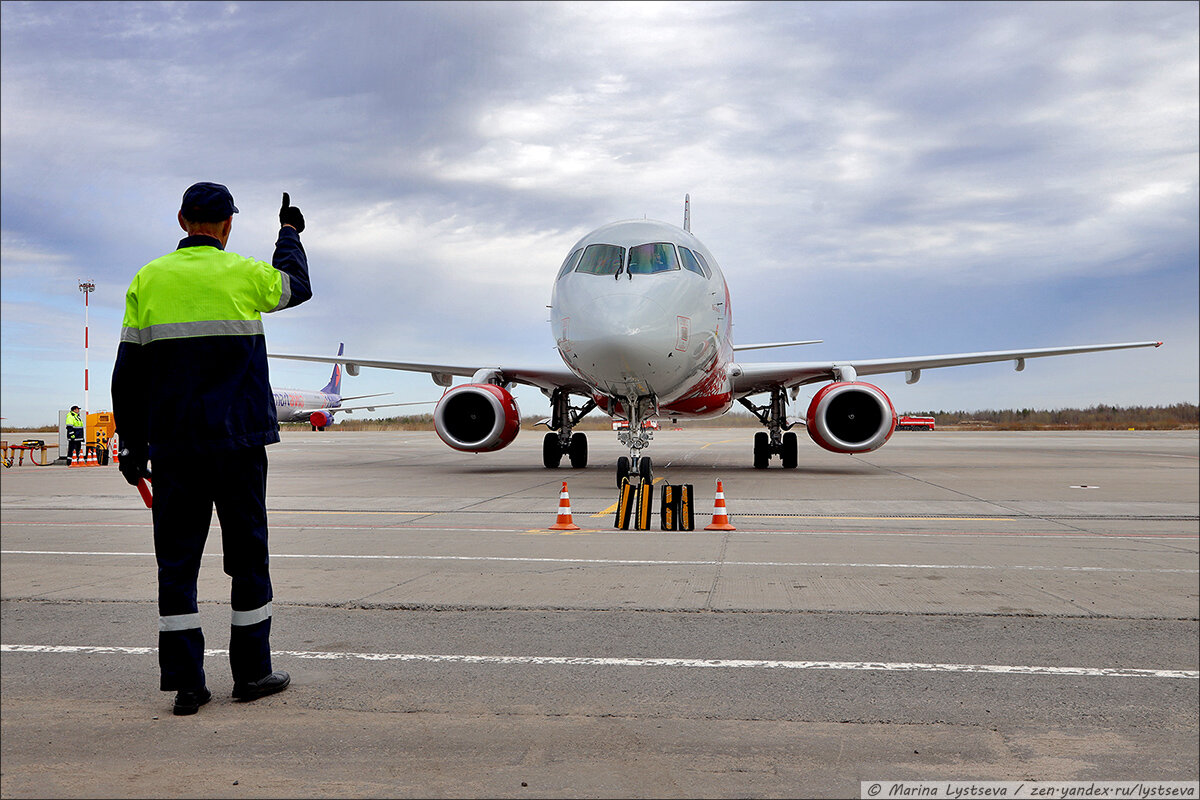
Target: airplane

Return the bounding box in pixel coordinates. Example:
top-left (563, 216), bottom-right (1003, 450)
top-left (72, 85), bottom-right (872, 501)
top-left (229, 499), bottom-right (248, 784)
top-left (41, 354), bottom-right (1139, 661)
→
top-left (269, 197), bottom-right (1162, 484)
top-left (272, 343), bottom-right (430, 430)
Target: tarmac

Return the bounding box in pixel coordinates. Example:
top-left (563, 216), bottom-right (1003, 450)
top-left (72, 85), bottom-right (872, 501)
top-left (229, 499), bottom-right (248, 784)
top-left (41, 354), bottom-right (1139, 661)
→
top-left (1, 427), bottom-right (1197, 798)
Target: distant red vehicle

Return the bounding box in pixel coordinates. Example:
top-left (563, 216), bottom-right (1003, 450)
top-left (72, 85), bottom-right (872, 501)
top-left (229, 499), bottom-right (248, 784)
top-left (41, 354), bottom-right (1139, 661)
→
top-left (896, 416), bottom-right (936, 431)
top-left (613, 420), bottom-right (660, 431)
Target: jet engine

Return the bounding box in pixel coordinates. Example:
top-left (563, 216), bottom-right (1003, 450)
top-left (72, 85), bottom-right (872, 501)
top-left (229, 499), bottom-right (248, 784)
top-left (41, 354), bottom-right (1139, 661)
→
top-left (805, 381), bottom-right (896, 454)
top-left (434, 383), bottom-right (522, 452)
top-left (309, 410), bottom-right (334, 430)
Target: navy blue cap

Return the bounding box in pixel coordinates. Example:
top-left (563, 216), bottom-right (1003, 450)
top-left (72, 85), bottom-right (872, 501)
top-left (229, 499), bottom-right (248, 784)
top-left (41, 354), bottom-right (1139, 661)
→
top-left (180, 182), bottom-right (239, 222)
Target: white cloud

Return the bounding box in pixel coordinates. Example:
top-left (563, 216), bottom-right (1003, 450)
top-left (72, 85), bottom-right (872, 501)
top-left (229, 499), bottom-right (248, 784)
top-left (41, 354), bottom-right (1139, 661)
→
top-left (0, 0), bottom-right (1195, 427)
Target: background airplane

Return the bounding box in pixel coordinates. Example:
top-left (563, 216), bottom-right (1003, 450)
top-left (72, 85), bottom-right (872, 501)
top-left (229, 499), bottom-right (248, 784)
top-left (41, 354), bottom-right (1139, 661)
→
top-left (270, 199), bottom-right (1161, 482)
top-left (273, 343), bottom-right (431, 431)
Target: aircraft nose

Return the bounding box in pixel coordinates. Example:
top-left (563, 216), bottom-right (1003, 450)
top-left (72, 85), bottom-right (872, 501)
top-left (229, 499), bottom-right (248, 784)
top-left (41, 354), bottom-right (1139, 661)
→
top-left (565, 293), bottom-right (681, 394)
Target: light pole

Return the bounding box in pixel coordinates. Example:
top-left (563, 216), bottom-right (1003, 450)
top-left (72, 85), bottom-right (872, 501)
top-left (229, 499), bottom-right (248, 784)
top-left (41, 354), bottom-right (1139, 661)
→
top-left (79, 280), bottom-right (95, 416)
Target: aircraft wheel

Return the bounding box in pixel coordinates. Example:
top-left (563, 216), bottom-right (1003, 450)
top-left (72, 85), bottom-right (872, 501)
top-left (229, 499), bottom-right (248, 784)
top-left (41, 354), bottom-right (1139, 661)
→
top-left (753, 432), bottom-right (770, 469)
top-left (568, 432), bottom-right (588, 468)
top-left (543, 432), bottom-right (563, 468)
top-left (781, 431), bottom-right (798, 469)
top-left (616, 456), bottom-right (630, 488)
top-left (638, 456), bottom-right (652, 482)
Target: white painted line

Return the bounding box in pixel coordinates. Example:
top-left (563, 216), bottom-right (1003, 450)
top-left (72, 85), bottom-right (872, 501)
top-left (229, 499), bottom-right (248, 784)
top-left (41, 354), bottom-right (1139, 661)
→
top-left (3, 644), bottom-right (1195, 680)
top-left (3, 549), bottom-right (1197, 574)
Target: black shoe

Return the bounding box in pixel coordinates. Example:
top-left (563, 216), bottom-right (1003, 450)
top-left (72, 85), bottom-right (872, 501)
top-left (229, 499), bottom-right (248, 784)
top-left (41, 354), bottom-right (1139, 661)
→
top-left (232, 670), bottom-right (290, 702)
top-left (173, 687), bottom-right (212, 716)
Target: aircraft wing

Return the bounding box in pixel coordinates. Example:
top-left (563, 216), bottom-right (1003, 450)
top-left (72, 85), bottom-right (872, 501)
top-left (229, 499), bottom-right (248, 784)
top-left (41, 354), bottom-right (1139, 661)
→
top-left (268, 352), bottom-right (592, 395)
top-left (333, 400), bottom-right (434, 414)
top-left (337, 392), bottom-right (393, 402)
top-left (731, 341), bottom-right (1163, 397)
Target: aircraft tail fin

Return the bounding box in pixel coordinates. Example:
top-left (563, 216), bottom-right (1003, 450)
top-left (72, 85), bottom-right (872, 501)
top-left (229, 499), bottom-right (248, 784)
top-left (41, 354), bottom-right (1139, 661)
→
top-left (683, 194), bottom-right (691, 233)
top-left (320, 343), bottom-right (345, 396)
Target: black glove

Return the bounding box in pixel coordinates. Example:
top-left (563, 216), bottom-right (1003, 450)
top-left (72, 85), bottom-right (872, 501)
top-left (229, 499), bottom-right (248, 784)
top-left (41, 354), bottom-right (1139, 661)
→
top-left (118, 447), bottom-right (151, 487)
top-left (279, 192), bottom-right (305, 233)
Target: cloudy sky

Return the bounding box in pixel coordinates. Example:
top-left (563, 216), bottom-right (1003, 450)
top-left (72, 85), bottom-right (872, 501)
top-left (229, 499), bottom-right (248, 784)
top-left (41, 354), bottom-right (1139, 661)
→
top-left (2, 1), bottom-right (1197, 428)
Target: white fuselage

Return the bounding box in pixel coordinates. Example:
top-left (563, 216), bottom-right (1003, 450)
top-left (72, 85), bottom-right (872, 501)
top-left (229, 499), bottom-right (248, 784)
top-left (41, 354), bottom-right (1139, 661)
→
top-left (550, 220), bottom-right (735, 419)
top-left (273, 388), bottom-right (341, 422)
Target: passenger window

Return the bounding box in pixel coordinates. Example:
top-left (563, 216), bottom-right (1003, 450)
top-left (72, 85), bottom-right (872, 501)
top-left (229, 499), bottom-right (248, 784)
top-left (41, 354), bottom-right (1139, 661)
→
top-left (691, 250), bottom-right (714, 279)
top-left (575, 244), bottom-right (626, 275)
top-left (556, 248), bottom-right (584, 280)
top-left (628, 242), bottom-right (680, 275)
top-left (678, 247), bottom-right (708, 278)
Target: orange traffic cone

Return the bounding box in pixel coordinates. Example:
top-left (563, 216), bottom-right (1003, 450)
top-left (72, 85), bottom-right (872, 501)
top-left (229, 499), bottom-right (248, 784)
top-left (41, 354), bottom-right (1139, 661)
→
top-left (703, 479), bottom-right (736, 531)
top-left (69, 451), bottom-right (84, 468)
top-left (85, 449), bottom-right (99, 467)
top-left (111, 437), bottom-right (119, 464)
top-left (549, 481), bottom-right (581, 531)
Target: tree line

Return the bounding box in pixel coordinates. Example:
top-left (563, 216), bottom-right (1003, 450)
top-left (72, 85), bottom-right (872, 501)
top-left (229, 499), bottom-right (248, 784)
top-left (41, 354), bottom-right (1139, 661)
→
top-left (287, 403), bottom-right (1198, 432)
top-left (6, 404), bottom-right (1195, 434)
top-left (906, 403), bottom-right (1198, 430)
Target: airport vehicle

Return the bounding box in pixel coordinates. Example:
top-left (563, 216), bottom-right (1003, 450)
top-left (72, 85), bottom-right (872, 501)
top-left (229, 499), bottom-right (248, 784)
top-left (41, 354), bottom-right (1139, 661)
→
top-left (896, 416), bottom-right (936, 431)
top-left (273, 343), bottom-right (427, 430)
top-left (269, 198), bottom-right (1161, 484)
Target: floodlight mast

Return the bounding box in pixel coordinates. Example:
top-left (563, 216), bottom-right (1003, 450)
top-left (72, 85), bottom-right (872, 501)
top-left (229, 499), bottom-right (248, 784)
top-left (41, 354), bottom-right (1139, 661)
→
top-left (79, 280), bottom-right (95, 416)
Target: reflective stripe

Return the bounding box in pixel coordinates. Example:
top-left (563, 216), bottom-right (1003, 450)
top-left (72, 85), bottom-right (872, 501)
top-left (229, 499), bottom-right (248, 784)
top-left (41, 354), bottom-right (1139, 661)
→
top-left (124, 319), bottom-right (265, 345)
top-left (159, 612), bottom-right (201, 632)
top-left (270, 273), bottom-right (292, 313)
top-left (231, 601), bottom-right (272, 627)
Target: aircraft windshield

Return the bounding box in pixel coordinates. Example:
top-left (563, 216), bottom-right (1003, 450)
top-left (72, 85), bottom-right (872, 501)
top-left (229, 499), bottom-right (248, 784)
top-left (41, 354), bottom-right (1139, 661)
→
top-left (691, 249), bottom-right (714, 277)
top-left (557, 247), bottom-right (583, 280)
top-left (678, 246), bottom-right (709, 278)
top-left (627, 242), bottom-right (679, 275)
top-left (575, 244), bottom-right (625, 275)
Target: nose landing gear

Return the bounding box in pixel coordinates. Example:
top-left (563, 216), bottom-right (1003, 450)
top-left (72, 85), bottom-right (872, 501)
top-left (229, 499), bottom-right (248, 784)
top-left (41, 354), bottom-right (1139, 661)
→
top-left (616, 455), bottom-right (653, 488)
top-left (615, 395), bottom-right (656, 487)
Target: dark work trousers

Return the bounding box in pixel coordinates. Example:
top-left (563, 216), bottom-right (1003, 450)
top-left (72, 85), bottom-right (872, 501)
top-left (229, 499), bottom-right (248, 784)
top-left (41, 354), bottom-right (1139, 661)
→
top-left (66, 432), bottom-right (83, 460)
top-left (152, 445), bottom-right (274, 692)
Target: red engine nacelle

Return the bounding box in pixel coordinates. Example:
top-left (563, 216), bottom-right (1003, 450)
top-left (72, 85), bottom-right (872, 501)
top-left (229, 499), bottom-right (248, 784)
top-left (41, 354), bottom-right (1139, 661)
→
top-left (805, 381), bottom-right (896, 454)
top-left (309, 410), bottom-right (334, 430)
top-left (434, 383), bottom-right (522, 453)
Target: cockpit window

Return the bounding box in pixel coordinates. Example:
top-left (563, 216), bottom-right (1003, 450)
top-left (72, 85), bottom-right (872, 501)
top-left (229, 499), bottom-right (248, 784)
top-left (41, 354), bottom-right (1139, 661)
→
top-left (556, 247), bottom-right (584, 280)
top-left (627, 242), bottom-right (679, 275)
top-left (575, 244), bottom-right (625, 275)
top-left (678, 246), bottom-right (709, 278)
top-left (690, 249), bottom-right (714, 278)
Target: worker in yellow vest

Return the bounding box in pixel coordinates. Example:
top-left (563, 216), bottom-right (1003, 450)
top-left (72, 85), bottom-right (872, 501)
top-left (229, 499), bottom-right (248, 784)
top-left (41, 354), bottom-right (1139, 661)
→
top-left (111, 183), bottom-right (311, 716)
top-left (65, 406), bottom-right (84, 463)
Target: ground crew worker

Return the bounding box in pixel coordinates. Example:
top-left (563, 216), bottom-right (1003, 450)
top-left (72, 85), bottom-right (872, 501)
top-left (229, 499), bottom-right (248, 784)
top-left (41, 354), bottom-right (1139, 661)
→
top-left (111, 182), bottom-right (312, 716)
top-left (65, 406), bottom-right (84, 462)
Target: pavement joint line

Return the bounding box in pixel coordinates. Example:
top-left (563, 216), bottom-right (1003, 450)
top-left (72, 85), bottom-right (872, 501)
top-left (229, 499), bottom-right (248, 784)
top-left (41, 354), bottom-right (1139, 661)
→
top-left (2, 523), bottom-right (1194, 540)
top-left (7, 510), bottom-right (1198, 521)
top-left (2, 643), bottom-right (1196, 680)
top-left (3, 550), bottom-right (1196, 573)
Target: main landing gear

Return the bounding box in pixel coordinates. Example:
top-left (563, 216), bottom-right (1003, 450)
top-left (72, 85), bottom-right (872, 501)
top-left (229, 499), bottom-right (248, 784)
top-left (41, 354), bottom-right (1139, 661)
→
top-left (542, 389), bottom-right (596, 470)
top-left (739, 387), bottom-right (799, 469)
top-left (543, 430), bottom-right (589, 468)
